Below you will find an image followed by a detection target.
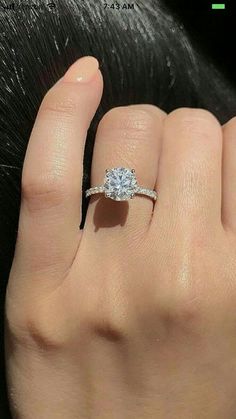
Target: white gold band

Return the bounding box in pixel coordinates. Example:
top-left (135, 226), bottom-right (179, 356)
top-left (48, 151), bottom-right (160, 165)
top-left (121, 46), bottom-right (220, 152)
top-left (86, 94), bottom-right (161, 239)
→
top-left (85, 186), bottom-right (157, 201)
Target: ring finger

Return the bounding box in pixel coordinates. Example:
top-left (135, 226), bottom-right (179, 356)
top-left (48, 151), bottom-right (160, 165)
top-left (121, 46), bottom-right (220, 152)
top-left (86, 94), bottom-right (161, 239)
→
top-left (84, 104), bottom-right (166, 245)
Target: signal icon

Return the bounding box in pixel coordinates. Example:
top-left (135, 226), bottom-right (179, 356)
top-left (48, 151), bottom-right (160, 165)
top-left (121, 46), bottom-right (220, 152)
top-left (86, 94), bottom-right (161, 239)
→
top-left (47, 2), bottom-right (56, 9)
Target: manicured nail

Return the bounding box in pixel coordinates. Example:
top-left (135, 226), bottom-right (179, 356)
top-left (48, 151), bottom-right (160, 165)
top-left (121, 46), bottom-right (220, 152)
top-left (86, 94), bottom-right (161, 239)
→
top-left (63, 56), bottom-right (99, 83)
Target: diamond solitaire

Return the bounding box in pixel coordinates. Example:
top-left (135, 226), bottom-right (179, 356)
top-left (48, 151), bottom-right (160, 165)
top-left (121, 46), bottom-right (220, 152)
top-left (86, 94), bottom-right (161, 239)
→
top-left (104, 167), bottom-right (137, 201)
top-left (85, 167), bottom-right (157, 202)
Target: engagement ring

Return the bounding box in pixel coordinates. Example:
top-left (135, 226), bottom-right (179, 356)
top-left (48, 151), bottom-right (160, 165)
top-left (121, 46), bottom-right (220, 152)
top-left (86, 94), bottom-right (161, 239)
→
top-left (85, 167), bottom-right (157, 202)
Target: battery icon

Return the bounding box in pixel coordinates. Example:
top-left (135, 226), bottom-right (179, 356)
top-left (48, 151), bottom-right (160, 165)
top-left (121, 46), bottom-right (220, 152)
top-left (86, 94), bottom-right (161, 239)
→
top-left (211, 4), bottom-right (225, 8)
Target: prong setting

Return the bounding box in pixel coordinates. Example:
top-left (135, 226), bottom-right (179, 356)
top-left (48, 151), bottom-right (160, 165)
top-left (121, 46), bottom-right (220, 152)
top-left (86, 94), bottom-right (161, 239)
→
top-left (85, 168), bottom-right (157, 202)
top-left (103, 167), bottom-right (137, 201)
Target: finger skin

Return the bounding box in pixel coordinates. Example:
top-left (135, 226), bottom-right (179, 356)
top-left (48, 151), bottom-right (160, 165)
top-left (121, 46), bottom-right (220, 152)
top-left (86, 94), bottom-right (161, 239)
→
top-left (222, 117), bottom-right (236, 233)
top-left (13, 57), bottom-right (103, 279)
top-left (151, 108), bottom-right (223, 235)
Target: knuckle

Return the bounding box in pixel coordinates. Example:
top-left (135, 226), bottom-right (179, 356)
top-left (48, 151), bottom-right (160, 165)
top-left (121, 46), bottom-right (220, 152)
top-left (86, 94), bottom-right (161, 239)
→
top-left (21, 175), bottom-right (68, 212)
top-left (136, 104), bottom-right (167, 120)
top-left (25, 315), bottom-right (66, 351)
top-left (98, 105), bottom-right (160, 137)
top-left (39, 85), bottom-right (81, 119)
top-left (155, 278), bottom-right (207, 335)
top-left (79, 282), bottom-right (133, 341)
top-left (157, 290), bottom-right (204, 338)
top-left (168, 107), bottom-right (221, 132)
top-left (6, 300), bottom-right (68, 350)
top-left (85, 311), bottom-right (129, 342)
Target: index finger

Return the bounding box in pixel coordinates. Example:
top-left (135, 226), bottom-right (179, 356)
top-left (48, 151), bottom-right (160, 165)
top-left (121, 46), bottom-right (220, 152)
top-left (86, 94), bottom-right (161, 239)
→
top-left (13, 56), bottom-right (103, 281)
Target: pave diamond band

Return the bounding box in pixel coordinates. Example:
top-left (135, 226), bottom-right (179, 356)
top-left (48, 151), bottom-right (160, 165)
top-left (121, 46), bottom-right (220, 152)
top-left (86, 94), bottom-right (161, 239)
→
top-left (85, 167), bottom-right (157, 202)
top-left (85, 186), bottom-right (157, 201)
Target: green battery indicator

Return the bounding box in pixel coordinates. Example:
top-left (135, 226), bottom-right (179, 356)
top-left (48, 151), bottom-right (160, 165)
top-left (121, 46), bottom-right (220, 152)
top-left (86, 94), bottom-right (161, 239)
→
top-left (211, 3), bottom-right (225, 9)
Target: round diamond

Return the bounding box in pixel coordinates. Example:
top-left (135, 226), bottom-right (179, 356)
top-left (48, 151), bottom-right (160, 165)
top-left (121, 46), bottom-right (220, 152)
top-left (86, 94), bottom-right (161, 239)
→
top-left (104, 167), bottom-right (137, 201)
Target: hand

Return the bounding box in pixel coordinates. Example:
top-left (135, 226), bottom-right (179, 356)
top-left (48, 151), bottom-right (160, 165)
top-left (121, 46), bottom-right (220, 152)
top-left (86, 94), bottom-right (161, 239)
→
top-left (5, 55), bottom-right (236, 419)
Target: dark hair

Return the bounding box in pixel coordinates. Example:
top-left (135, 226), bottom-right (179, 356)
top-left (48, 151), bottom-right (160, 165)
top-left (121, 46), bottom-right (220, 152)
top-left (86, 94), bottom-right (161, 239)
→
top-left (1, 1), bottom-right (236, 416)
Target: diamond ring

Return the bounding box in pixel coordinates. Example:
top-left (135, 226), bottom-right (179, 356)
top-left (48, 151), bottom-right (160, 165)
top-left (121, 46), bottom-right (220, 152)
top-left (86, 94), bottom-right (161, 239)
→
top-left (85, 167), bottom-right (157, 202)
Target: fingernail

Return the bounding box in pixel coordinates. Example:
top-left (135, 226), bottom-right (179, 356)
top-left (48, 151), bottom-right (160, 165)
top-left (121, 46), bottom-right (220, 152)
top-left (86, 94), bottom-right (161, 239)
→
top-left (63, 56), bottom-right (99, 83)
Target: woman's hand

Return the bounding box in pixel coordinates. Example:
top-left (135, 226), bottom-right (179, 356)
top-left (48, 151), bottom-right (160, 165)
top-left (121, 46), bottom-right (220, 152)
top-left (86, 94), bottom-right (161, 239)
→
top-left (5, 55), bottom-right (236, 418)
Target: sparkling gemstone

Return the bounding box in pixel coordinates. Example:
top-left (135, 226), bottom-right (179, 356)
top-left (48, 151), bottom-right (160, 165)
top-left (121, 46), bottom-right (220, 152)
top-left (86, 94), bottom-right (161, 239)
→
top-left (104, 167), bottom-right (137, 201)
